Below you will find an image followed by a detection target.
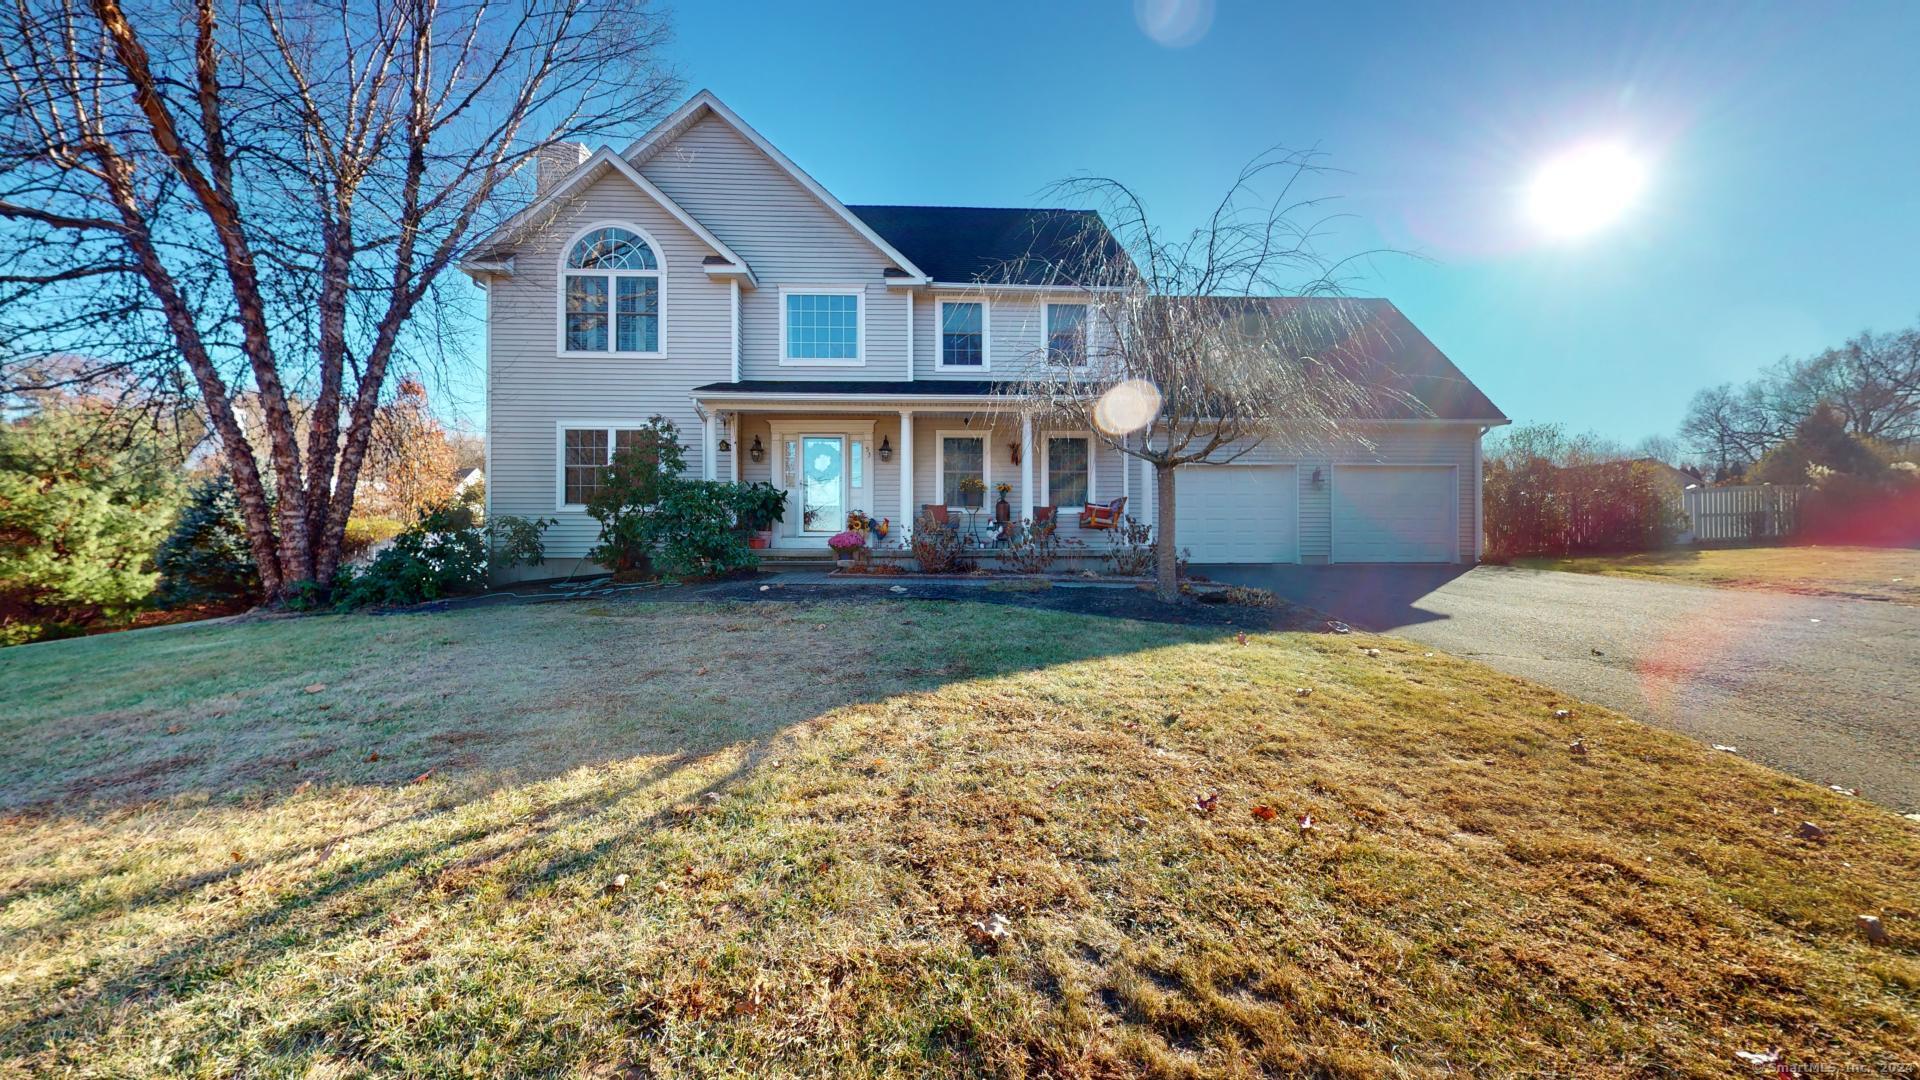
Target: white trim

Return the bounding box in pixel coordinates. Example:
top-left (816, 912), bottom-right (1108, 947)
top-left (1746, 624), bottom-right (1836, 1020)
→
top-left (766, 419), bottom-right (878, 537)
top-left (904, 291), bottom-right (915, 382)
top-left (932, 428), bottom-right (991, 512)
top-left (777, 285), bottom-right (867, 367)
top-left (482, 280), bottom-right (494, 526)
top-left (1328, 462), bottom-right (1461, 565)
top-left (556, 221), bottom-right (667, 359)
top-left (729, 280), bottom-right (742, 382)
top-left (926, 281), bottom-right (1127, 294)
top-left (1019, 414), bottom-right (1034, 521)
top-left (553, 420), bottom-right (644, 512)
top-left (623, 92), bottom-right (931, 284)
top-left (1043, 300), bottom-right (1090, 367)
top-left (1039, 430), bottom-right (1096, 510)
top-left (898, 410), bottom-right (915, 531)
top-left (1173, 462), bottom-right (1302, 565)
top-left (935, 297), bottom-right (991, 372)
top-left (463, 146), bottom-right (754, 283)
top-left (1473, 428), bottom-right (1486, 562)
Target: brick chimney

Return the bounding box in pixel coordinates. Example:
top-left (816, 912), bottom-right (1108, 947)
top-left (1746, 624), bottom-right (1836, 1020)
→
top-left (535, 142), bottom-right (590, 194)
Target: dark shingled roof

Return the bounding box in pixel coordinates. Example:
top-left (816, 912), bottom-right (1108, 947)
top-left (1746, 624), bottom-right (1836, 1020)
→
top-left (846, 205), bottom-right (1127, 286)
top-left (694, 299), bottom-right (1504, 423)
top-left (1203, 297), bottom-right (1506, 422)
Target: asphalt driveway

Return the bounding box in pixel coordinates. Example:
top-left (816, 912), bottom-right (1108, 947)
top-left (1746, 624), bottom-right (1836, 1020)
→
top-left (1199, 563), bottom-right (1920, 812)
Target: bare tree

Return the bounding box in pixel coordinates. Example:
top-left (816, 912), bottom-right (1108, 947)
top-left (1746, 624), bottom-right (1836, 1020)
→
top-left (0, 0), bottom-right (675, 601)
top-left (994, 151), bottom-right (1408, 601)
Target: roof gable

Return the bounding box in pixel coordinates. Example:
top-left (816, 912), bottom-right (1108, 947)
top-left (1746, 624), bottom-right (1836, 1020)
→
top-left (462, 147), bottom-right (752, 283)
top-left (624, 91), bottom-right (930, 283)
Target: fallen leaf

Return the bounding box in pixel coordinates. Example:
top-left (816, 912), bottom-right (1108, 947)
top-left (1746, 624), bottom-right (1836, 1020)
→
top-left (607, 873), bottom-right (630, 895)
top-left (1297, 812), bottom-right (1316, 832)
top-left (1293, 687), bottom-right (1312, 698)
top-left (165, 723), bottom-right (184, 735)
top-left (1325, 620), bottom-right (1350, 634)
top-left (410, 768), bottom-right (436, 785)
top-left (304, 683), bottom-right (326, 694)
top-left (1193, 791), bottom-right (1219, 815)
top-left (967, 912), bottom-right (1011, 949)
top-left (1711, 744), bottom-right (1738, 754)
top-left (365, 751), bottom-right (380, 762)
top-left (1797, 820), bottom-right (1827, 841)
top-left (1250, 805), bottom-right (1277, 821)
top-left (1829, 785), bottom-right (1858, 797)
top-left (1235, 632), bottom-right (1247, 646)
top-left (1568, 737), bottom-right (1588, 756)
top-left (229, 850), bottom-right (244, 862)
top-left (1554, 708), bottom-right (1572, 719)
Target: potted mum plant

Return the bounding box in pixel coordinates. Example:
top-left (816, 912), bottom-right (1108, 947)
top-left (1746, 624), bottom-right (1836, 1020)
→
top-left (828, 529), bottom-right (868, 568)
top-left (737, 481), bottom-right (786, 550)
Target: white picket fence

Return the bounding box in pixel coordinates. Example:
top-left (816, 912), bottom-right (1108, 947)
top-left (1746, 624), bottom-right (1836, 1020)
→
top-left (1680, 484), bottom-right (1806, 543)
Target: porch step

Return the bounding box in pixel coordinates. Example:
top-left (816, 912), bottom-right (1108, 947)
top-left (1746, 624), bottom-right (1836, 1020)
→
top-left (757, 550), bottom-right (836, 569)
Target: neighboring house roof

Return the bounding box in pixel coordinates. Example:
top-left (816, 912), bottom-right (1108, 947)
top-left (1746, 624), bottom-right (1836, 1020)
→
top-left (454, 467), bottom-right (483, 482)
top-left (845, 206), bottom-right (1129, 287)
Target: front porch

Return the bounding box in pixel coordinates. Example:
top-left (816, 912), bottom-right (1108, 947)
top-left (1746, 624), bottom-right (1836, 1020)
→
top-left (689, 386), bottom-right (1151, 555)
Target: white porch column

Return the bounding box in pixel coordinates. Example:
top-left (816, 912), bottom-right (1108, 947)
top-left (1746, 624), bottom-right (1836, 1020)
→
top-left (898, 410), bottom-right (915, 532)
top-left (1120, 435), bottom-right (1130, 503)
top-left (728, 413), bottom-right (740, 483)
top-left (701, 411), bottom-right (717, 480)
top-left (1019, 413), bottom-right (1035, 521)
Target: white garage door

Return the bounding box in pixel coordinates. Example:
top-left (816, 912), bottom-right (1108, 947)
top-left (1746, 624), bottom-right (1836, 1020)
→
top-left (1332, 465), bottom-right (1457, 563)
top-left (1175, 464), bottom-right (1298, 563)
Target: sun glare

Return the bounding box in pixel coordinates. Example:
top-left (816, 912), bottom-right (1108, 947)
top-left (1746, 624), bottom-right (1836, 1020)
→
top-left (1525, 141), bottom-right (1648, 239)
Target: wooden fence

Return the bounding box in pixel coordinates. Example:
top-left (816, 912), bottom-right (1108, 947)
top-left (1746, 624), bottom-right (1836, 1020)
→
top-left (1680, 484), bottom-right (1806, 543)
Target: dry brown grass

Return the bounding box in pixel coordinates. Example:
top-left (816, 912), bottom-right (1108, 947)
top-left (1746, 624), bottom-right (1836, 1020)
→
top-left (1, 599), bottom-right (1916, 1077)
top-left (1520, 544), bottom-right (1920, 604)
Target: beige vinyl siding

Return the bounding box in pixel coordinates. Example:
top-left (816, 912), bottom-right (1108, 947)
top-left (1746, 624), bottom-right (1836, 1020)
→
top-left (914, 291), bottom-right (1095, 380)
top-left (636, 115), bottom-right (909, 379)
top-left (485, 168), bottom-right (733, 572)
top-left (1199, 423), bottom-right (1482, 563)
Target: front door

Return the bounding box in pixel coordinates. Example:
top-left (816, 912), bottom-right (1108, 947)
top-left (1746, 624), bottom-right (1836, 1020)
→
top-left (799, 435), bottom-right (846, 534)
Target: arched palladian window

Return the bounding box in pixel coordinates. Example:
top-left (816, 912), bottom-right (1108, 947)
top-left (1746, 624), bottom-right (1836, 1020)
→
top-left (562, 226), bottom-right (661, 354)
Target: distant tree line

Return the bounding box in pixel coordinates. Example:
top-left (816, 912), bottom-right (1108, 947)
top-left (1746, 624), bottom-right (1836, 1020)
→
top-left (1680, 322), bottom-right (1920, 480)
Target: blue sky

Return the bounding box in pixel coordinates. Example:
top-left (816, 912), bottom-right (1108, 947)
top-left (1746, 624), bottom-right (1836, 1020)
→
top-left (467, 1), bottom-right (1920, 446)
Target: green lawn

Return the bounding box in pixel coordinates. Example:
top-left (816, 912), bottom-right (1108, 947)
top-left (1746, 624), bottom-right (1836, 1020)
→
top-left (2, 600), bottom-right (1917, 1077)
top-left (1518, 544), bottom-right (1920, 604)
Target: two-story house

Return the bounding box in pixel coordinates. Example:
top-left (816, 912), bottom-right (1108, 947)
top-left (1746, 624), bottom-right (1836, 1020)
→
top-left (462, 91), bottom-right (1507, 578)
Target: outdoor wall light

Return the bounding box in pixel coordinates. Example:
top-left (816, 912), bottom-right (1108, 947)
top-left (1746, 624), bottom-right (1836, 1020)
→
top-left (878, 436), bottom-right (892, 462)
top-left (718, 438), bottom-right (732, 452)
top-left (748, 435), bottom-right (764, 463)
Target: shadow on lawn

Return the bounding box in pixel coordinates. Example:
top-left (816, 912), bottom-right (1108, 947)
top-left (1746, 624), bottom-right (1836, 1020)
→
top-left (0, 597), bottom-right (1253, 1061)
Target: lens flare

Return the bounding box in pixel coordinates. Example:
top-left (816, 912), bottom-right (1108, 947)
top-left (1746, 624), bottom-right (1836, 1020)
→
top-left (1525, 141), bottom-right (1648, 239)
top-left (1093, 379), bottom-right (1162, 436)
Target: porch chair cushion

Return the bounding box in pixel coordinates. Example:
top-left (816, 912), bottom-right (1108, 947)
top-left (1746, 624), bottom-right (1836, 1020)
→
top-left (919, 504), bottom-right (951, 525)
top-left (1079, 496), bottom-right (1127, 530)
top-left (1032, 505), bottom-right (1057, 538)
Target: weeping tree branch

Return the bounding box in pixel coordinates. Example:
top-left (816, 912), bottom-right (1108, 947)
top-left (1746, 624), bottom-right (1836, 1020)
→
top-left (993, 148), bottom-right (1421, 601)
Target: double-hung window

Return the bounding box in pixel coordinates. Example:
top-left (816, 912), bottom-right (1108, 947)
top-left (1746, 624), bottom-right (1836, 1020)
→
top-left (782, 288), bottom-right (863, 364)
top-left (562, 227), bottom-right (661, 355)
top-left (939, 434), bottom-right (987, 508)
top-left (560, 425), bottom-right (646, 508)
top-left (1044, 435), bottom-right (1091, 507)
top-left (938, 300), bottom-right (987, 369)
top-left (1045, 303), bottom-right (1088, 365)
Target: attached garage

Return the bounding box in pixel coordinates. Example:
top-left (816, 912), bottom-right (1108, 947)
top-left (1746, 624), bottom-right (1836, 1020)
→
top-left (1331, 464), bottom-right (1459, 563)
top-left (1175, 464), bottom-right (1298, 563)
